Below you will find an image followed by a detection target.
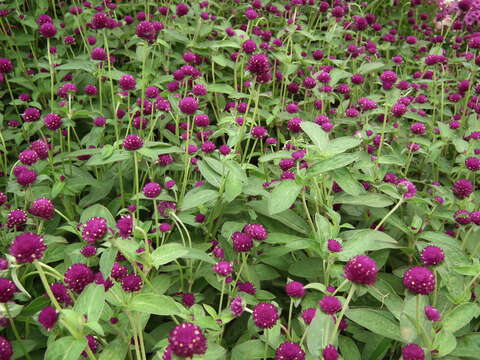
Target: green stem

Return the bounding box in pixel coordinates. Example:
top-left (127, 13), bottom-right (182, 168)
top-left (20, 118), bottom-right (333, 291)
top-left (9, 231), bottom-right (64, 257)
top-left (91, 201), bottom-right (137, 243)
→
top-left (5, 305), bottom-right (32, 360)
top-left (329, 284), bottom-right (355, 344)
top-left (34, 261), bottom-right (61, 310)
top-left (375, 199), bottom-right (404, 231)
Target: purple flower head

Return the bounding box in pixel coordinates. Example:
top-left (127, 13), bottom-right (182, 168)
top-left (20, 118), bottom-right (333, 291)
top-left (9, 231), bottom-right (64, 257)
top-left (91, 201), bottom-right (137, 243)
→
top-left (319, 296), bottom-right (341, 314)
top-left (19, 149), bottom-right (39, 166)
top-left (344, 255), bottom-right (378, 285)
top-left (231, 296), bottom-right (245, 317)
top-left (237, 281), bottom-right (256, 294)
top-left (157, 201), bottom-right (177, 218)
top-left (213, 261), bottom-right (233, 276)
top-left (119, 74), bottom-right (136, 91)
top-left (285, 281), bottom-right (306, 298)
top-left (80, 245), bottom-right (97, 257)
top-left (232, 232), bottom-right (254, 252)
top-left (327, 239), bottom-right (342, 253)
top-left (397, 179), bottom-right (417, 198)
top-left (322, 345), bottom-right (339, 360)
top-left (6, 209), bottom-right (27, 229)
top-left (471, 211), bottom-right (480, 225)
top-left (168, 322), bottom-right (207, 358)
top-left (30, 140), bottom-right (49, 159)
top-left (301, 308), bottom-right (316, 324)
top-left (91, 47), bottom-right (107, 61)
top-left (253, 302), bottom-right (279, 329)
top-left (251, 126), bottom-right (268, 139)
top-left (10, 233), bottom-right (46, 263)
top-left (44, 113), bottom-right (63, 130)
top-left (39, 22), bottom-right (57, 37)
top-left (64, 264), bottom-right (95, 294)
top-left (0, 336), bottom-right (12, 360)
top-left (465, 157), bottom-right (480, 171)
top-left (402, 344), bottom-right (424, 360)
top-left (420, 246), bottom-right (444, 266)
top-left (243, 224), bottom-right (268, 241)
top-left (287, 117), bottom-right (303, 133)
top-left (0, 278), bottom-right (17, 302)
top-left (111, 262), bottom-right (128, 281)
top-left (136, 21), bottom-right (157, 42)
top-left (179, 97), bottom-right (199, 115)
top-left (23, 107), bottom-right (41, 122)
top-left (424, 305), bottom-right (441, 322)
top-left (15, 167), bottom-right (37, 187)
top-left (50, 283), bottom-right (72, 305)
top-left (38, 306), bottom-right (58, 330)
top-left (121, 274), bottom-right (143, 292)
top-left (82, 217), bottom-right (107, 244)
top-left (116, 215), bottom-right (133, 238)
top-left (403, 266), bottom-right (435, 295)
top-left (452, 179), bottom-right (473, 199)
top-left (143, 182), bottom-right (162, 198)
top-left (275, 342), bottom-right (305, 360)
top-left (29, 198), bottom-right (55, 220)
top-left (123, 134), bottom-right (143, 150)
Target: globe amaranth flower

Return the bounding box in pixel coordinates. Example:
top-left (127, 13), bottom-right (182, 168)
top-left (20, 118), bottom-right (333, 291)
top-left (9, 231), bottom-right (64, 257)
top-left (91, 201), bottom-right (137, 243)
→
top-left (275, 342), bottom-right (305, 360)
top-left (82, 217), bottom-right (107, 244)
top-left (232, 232), bottom-right (254, 252)
top-left (230, 296), bottom-right (245, 317)
top-left (402, 266), bottom-right (435, 295)
top-left (301, 308), bottom-right (316, 324)
top-left (237, 281), bottom-right (256, 294)
top-left (123, 134), bottom-right (143, 150)
top-left (38, 306), bottom-right (58, 330)
top-left (327, 239), bottom-right (342, 253)
top-left (319, 296), bottom-right (342, 315)
top-left (39, 22), bottom-right (57, 37)
top-left (181, 293), bottom-right (195, 308)
top-left (50, 283), bottom-right (72, 305)
top-left (19, 149), bottom-right (39, 165)
top-left (420, 246), bottom-right (444, 266)
top-left (121, 274), bottom-right (143, 292)
top-left (44, 113), bottom-right (63, 130)
top-left (118, 74), bottom-right (136, 91)
top-left (243, 224), bottom-right (268, 241)
top-left (285, 281), bottom-right (306, 298)
top-left (64, 264), bottom-right (95, 293)
top-left (111, 262), bottom-right (128, 281)
top-left (424, 305), bottom-right (441, 322)
top-left (168, 322), bottom-right (207, 358)
top-left (0, 278), bottom-right (17, 302)
top-left (143, 182), bottom-right (162, 198)
top-left (251, 126), bottom-right (268, 139)
top-left (344, 255), bottom-right (378, 285)
top-left (213, 261), bottom-right (233, 276)
top-left (0, 336), bottom-right (13, 360)
top-left (10, 232), bottom-right (47, 263)
top-left (322, 345), bottom-right (340, 360)
top-left (29, 198), bottom-right (55, 220)
top-left (465, 157), bottom-right (480, 171)
top-left (116, 215), bottom-right (133, 238)
top-left (253, 302), bottom-right (279, 329)
top-left (178, 97), bottom-right (199, 115)
top-left (136, 21), bottom-right (157, 42)
top-left (23, 107), bottom-right (41, 122)
top-left (452, 179), bottom-right (473, 199)
top-left (402, 344), bottom-right (424, 360)
top-left (6, 209), bottom-right (27, 229)
top-left (397, 179), bottom-right (417, 198)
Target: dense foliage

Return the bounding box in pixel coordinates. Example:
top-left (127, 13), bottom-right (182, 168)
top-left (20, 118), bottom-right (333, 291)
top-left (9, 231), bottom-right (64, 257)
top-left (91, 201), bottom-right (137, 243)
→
top-left (0, 0), bottom-right (479, 359)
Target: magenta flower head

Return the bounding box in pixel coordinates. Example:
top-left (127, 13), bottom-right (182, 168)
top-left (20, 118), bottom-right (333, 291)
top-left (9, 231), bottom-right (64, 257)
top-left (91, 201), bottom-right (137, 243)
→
top-left (82, 217), bottom-right (107, 244)
top-left (121, 274), bottom-right (143, 292)
top-left (0, 336), bottom-right (13, 360)
top-left (319, 296), bottom-right (342, 314)
top-left (246, 54), bottom-right (271, 81)
top-left (123, 134), bottom-right (144, 150)
top-left (230, 296), bottom-right (245, 317)
top-left (231, 232), bottom-right (254, 252)
top-left (213, 261), bottom-right (233, 276)
top-left (322, 345), bottom-right (340, 360)
top-left (179, 97), bottom-right (199, 115)
top-left (10, 232), bottom-right (47, 263)
top-left (6, 209), bottom-right (27, 229)
top-left (168, 322), bottom-right (207, 358)
top-left (424, 305), bottom-right (441, 322)
top-left (452, 179), bottom-right (473, 199)
top-left (397, 179), bottom-right (417, 198)
top-left (176, 3), bottom-right (190, 17)
top-left (143, 182), bottom-right (162, 198)
top-left (420, 246), bottom-right (444, 266)
top-left (327, 239), bottom-right (342, 253)
top-left (285, 281), bottom-right (306, 298)
top-left (274, 342), bottom-right (305, 360)
top-left (19, 149), bottom-right (39, 166)
top-left (301, 308), bottom-right (316, 324)
top-left (465, 157), bottom-right (480, 171)
top-left (402, 266), bottom-right (435, 295)
top-left (29, 198), bottom-right (55, 220)
top-left (64, 264), bottom-right (95, 293)
top-left (38, 306), bottom-right (58, 330)
top-left (243, 224), bottom-right (268, 241)
top-left (39, 22), bottom-right (57, 37)
top-left (91, 47), bottom-right (107, 61)
top-left (116, 215), bottom-right (133, 238)
top-left (136, 21), bottom-right (157, 42)
top-left (0, 278), bottom-right (17, 302)
top-left (44, 113), bottom-right (63, 130)
top-left (50, 282), bottom-right (72, 305)
top-left (344, 255), bottom-right (378, 285)
top-left (30, 140), bottom-right (49, 159)
top-left (402, 344), bottom-right (424, 360)
top-left (119, 74), bottom-right (136, 91)
top-left (251, 126), bottom-right (268, 139)
top-left (0, 58), bottom-right (13, 73)
top-left (253, 302), bottom-right (279, 329)
top-left (23, 107), bottom-right (41, 122)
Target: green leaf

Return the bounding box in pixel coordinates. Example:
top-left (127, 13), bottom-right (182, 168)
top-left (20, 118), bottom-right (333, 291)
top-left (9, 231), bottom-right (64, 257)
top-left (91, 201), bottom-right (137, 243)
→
top-left (127, 293), bottom-right (186, 316)
top-left (57, 60), bottom-right (95, 73)
top-left (339, 229), bottom-right (400, 261)
top-left (338, 336), bottom-right (361, 360)
top-left (330, 69), bottom-right (351, 86)
top-left (451, 333), bottom-right (480, 358)
top-left (73, 284), bottom-right (105, 322)
top-left (306, 312), bottom-right (334, 357)
top-left (309, 153), bottom-right (360, 174)
top-left (45, 336), bottom-right (87, 360)
top-left (267, 180), bottom-right (302, 215)
top-left (331, 168), bottom-right (365, 196)
top-left (207, 83), bottom-right (236, 94)
top-left (300, 122), bottom-right (329, 152)
top-left (346, 309), bottom-right (403, 341)
top-left (80, 204), bottom-right (116, 228)
top-left (198, 160), bottom-right (222, 188)
top-left (434, 330), bottom-right (457, 357)
top-left (367, 279), bottom-right (403, 319)
top-left (151, 243), bottom-right (189, 268)
top-left (327, 136), bottom-right (362, 155)
top-left (249, 200), bottom-right (308, 234)
top-left (99, 248), bottom-right (118, 279)
top-left (181, 189), bottom-right (219, 211)
top-left (334, 193), bottom-right (394, 208)
top-left (85, 149), bottom-right (130, 166)
top-left (98, 338), bottom-right (129, 360)
top-left (357, 61), bottom-right (385, 75)
top-left (224, 170), bottom-right (243, 202)
top-left (443, 303), bottom-right (480, 333)
top-left (232, 340), bottom-right (273, 360)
